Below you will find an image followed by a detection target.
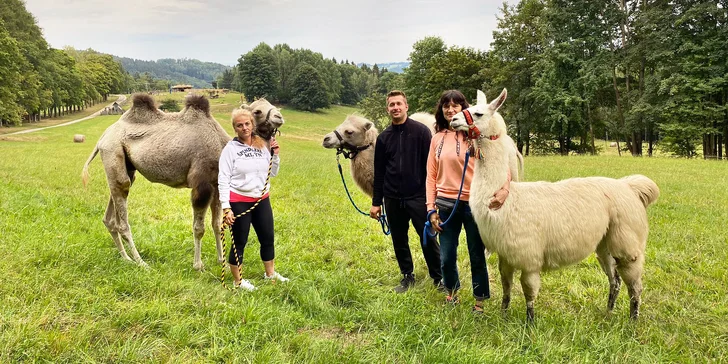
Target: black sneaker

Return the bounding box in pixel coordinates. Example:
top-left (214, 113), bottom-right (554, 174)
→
top-left (394, 273), bottom-right (415, 293)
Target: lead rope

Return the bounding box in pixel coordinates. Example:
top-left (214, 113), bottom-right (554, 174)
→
top-left (220, 156), bottom-right (274, 291)
top-left (423, 149), bottom-right (470, 247)
top-left (335, 154), bottom-right (391, 235)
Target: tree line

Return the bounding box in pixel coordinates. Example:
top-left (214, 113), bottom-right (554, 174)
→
top-left (116, 57), bottom-right (230, 89)
top-left (230, 1), bottom-right (727, 158)
top-left (3, 0), bottom-right (725, 158)
top-left (485, 0), bottom-right (727, 158)
top-left (220, 42), bottom-right (403, 112)
top-left (0, 0), bottom-right (176, 126)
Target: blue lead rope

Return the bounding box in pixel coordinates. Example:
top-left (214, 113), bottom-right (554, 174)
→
top-left (336, 156), bottom-right (391, 235)
top-left (423, 151), bottom-right (470, 247)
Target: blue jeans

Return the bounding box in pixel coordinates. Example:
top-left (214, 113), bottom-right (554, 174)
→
top-left (437, 201), bottom-right (490, 300)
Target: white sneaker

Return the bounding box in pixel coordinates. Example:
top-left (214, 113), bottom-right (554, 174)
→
top-left (264, 271), bottom-right (289, 282)
top-left (234, 279), bottom-right (256, 291)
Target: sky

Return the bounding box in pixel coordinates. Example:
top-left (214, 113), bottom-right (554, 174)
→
top-left (24, 0), bottom-right (517, 67)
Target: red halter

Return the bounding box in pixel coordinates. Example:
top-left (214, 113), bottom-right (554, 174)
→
top-left (462, 109), bottom-right (481, 140)
top-left (462, 109), bottom-right (499, 141)
top-left (462, 109), bottom-right (499, 160)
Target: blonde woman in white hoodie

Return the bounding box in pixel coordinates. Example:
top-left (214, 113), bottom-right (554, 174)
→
top-left (219, 108), bottom-right (287, 291)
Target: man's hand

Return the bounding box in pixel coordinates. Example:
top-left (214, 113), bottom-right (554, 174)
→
top-left (369, 205), bottom-right (381, 220)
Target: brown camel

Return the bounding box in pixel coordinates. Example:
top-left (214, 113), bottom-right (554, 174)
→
top-left (82, 94), bottom-right (284, 270)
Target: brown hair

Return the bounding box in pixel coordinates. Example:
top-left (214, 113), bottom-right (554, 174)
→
top-left (434, 90), bottom-right (470, 132)
top-left (231, 108), bottom-right (265, 149)
top-left (386, 90), bottom-right (407, 103)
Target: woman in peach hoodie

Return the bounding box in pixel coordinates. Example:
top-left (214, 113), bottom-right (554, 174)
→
top-left (426, 90), bottom-right (509, 313)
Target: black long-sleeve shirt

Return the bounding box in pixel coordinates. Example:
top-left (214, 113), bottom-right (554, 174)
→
top-left (372, 117), bottom-right (432, 206)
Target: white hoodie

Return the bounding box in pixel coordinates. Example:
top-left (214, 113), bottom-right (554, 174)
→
top-left (218, 138), bottom-right (280, 209)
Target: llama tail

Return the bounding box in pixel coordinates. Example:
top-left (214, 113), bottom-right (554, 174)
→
top-left (622, 174), bottom-right (659, 207)
top-left (515, 149), bottom-right (525, 181)
top-left (81, 145), bottom-right (99, 187)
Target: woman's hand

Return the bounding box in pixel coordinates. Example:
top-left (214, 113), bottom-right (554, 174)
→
top-left (489, 188), bottom-right (509, 210)
top-left (429, 212), bottom-right (443, 233)
top-left (223, 209), bottom-right (235, 225)
top-left (270, 137), bottom-right (280, 155)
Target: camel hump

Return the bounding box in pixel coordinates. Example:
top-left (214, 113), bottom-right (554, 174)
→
top-left (185, 95), bottom-right (210, 116)
top-left (131, 94), bottom-right (157, 111)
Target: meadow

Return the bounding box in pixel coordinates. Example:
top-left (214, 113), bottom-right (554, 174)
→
top-left (0, 92), bottom-right (726, 362)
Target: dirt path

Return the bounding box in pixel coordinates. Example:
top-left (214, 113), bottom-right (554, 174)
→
top-left (3, 95), bottom-right (127, 136)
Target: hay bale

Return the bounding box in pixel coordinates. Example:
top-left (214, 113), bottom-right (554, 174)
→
top-left (73, 134), bottom-right (86, 143)
top-left (609, 142), bottom-right (617, 147)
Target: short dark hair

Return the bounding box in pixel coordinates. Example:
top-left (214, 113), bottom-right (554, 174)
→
top-left (386, 90), bottom-right (407, 103)
top-left (434, 90), bottom-right (469, 132)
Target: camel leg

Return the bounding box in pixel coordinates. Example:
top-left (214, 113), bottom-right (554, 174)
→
top-left (209, 190), bottom-right (224, 264)
top-left (615, 255), bottom-right (644, 320)
top-left (190, 181), bottom-right (214, 271)
top-left (596, 241), bottom-right (621, 312)
top-left (111, 190), bottom-right (148, 268)
top-left (191, 204), bottom-right (206, 271)
top-left (102, 196), bottom-right (132, 261)
top-left (499, 255), bottom-right (515, 312)
top-left (520, 270), bottom-right (541, 322)
top-left (104, 159), bottom-right (147, 268)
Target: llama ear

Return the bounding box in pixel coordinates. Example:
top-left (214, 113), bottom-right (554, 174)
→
top-left (489, 88), bottom-right (507, 111)
top-left (364, 121), bottom-right (373, 130)
top-left (476, 90), bottom-right (487, 105)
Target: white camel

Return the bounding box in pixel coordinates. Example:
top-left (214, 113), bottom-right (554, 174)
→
top-left (450, 89), bottom-right (660, 321)
top-left (322, 113), bottom-right (523, 198)
top-left (82, 94), bottom-right (284, 270)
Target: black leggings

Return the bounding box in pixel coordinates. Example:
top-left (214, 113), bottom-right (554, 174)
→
top-left (228, 198), bottom-right (275, 265)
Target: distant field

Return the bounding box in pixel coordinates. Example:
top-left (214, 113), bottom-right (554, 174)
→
top-left (0, 96), bottom-right (126, 136)
top-left (0, 96), bottom-right (726, 362)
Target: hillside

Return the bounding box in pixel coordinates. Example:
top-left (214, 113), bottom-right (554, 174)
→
top-left (114, 57), bottom-right (231, 88)
top-left (358, 61), bottom-right (409, 73)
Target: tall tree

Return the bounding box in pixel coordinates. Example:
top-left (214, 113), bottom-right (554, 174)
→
top-left (0, 23), bottom-right (24, 125)
top-left (290, 62), bottom-right (329, 111)
top-left (404, 36), bottom-right (447, 111)
top-left (238, 42), bottom-right (277, 102)
top-left (486, 0), bottom-right (547, 154)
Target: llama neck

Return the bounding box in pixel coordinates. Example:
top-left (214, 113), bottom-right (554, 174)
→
top-left (473, 139), bottom-right (510, 195)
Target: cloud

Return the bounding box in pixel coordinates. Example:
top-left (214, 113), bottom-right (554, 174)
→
top-left (24, 0), bottom-right (517, 65)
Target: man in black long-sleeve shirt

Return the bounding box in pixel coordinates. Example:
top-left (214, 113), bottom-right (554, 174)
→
top-left (370, 90), bottom-right (442, 293)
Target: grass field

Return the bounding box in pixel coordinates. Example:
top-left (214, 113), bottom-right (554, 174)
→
top-left (1, 92), bottom-right (727, 362)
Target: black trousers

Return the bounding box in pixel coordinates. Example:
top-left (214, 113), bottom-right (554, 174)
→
top-left (383, 196), bottom-right (442, 281)
top-left (228, 198), bottom-right (275, 265)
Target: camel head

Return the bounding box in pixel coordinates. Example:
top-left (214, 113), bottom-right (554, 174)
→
top-left (450, 89), bottom-right (508, 142)
top-left (241, 98), bottom-right (284, 140)
top-left (322, 115), bottom-right (377, 158)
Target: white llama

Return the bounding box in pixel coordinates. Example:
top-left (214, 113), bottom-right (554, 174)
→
top-left (449, 89), bottom-right (659, 321)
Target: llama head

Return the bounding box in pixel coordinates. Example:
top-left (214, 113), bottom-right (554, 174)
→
top-left (241, 98), bottom-right (284, 140)
top-left (450, 89), bottom-right (508, 141)
top-left (322, 115), bottom-right (376, 150)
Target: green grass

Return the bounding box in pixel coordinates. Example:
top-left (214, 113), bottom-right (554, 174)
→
top-left (1, 96), bottom-right (727, 362)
